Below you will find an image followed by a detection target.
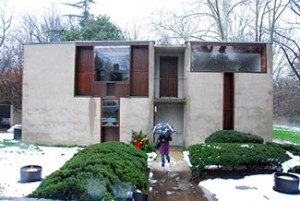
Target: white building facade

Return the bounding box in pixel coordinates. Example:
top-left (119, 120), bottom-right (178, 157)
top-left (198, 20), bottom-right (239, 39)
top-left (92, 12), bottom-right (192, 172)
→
top-left (22, 41), bottom-right (273, 147)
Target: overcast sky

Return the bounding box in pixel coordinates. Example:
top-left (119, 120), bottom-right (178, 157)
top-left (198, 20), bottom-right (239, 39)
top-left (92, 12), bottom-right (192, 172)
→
top-left (5, 0), bottom-right (192, 30)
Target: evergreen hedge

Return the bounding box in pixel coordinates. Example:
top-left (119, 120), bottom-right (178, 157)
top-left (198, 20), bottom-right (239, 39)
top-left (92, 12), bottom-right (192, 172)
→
top-left (29, 142), bottom-right (148, 201)
top-left (188, 143), bottom-right (290, 173)
top-left (267, 142), bottom-right (300, 156)
top-left (205, 130), bottom-right (264, 144)
top-left (288, 165), bottom-right (300, 174)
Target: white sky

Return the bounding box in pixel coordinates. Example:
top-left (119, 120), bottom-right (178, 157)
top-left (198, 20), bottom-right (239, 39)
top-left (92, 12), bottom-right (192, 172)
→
top-left (5, 0), bottom-right (192, 30)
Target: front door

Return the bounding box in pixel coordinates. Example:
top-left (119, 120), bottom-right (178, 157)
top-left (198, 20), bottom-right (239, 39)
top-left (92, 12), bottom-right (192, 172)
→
top-left (160, 56), bottom-right (178, 97)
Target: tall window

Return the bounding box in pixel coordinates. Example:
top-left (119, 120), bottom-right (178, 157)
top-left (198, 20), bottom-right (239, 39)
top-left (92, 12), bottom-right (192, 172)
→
top-left (192, 45), bottom-right (266, 73)
top-left (94, 46), bottom-right (130, 82)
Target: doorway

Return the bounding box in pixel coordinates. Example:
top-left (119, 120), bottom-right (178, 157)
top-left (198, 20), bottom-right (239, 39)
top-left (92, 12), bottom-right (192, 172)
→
top-left (154, 103), bottom-right (184, 147)
top-left (159, 56), bottom-right (178, 97)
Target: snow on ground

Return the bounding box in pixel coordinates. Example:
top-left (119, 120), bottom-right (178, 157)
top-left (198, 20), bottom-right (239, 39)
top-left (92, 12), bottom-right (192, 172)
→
top-left (0, 132), bottom-right (81, 198)
top-left (186, 150), bottom-right (300, 201)
top-left (0, 131), bottom-right (300, 200)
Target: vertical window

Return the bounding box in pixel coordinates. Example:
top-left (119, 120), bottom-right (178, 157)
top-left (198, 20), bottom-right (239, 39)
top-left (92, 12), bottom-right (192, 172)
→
top-left (94, 46), bottom-right (130, 82)
top-left (102, 99), bottom-right (119, 126)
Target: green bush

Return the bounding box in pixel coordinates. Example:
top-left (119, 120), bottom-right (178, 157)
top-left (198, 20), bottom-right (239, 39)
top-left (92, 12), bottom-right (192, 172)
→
top-left (267, 142), bottom-right (300, 156)
top-left (188, 143), bottom-right (290, 173)
top-left (29, 142), bottom-right (148, 201)
top-left (205, 130), bottom-right (264, 144)
top-left (288, 165), bottom-right (300, 174)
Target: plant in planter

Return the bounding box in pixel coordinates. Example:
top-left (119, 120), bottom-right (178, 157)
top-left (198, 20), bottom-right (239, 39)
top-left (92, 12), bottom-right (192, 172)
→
top-left (130, 130), bottom-right (155, 153)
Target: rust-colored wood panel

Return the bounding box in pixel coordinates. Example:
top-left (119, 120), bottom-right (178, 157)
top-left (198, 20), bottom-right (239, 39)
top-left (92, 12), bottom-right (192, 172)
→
top-left (101, 127), bottom-right (119, 142)
top-left (76, 46), bottom-right (94, 73)
top-left (131, 72), bottom-right (148, 96)
top-left (168, 79), bottom-right (178, 97)
top-left (75, 46), bottom-right (94, 96)
top-left (160, 56), bottom-right (178, 97)
top-left (223, 73), bottom-right (234, 130)
top-left (93, 82), bottom-right (106, 97)
top-left (131, 46), bottom-right (149, 72)
top-left (75, 72), bottom-right (93, 95)
top-left (130, 46), bottom-right (149, 96)
top-left (115, 83), bottom-right (130, 97)
top-left (261, 46), bottom-right (267, 73)
top-left (159, 80), bottom-right (169, 97)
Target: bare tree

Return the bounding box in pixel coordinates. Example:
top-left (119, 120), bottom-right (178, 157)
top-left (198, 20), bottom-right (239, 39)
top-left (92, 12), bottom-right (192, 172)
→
top-left (20, 6), bottom-right (65, 43)
top-left (274, 31), bottom-right (300, 81)
top-left (150, 8), bottom-right (208, 43)
top-left (0, 1), bottom-right (12, 48)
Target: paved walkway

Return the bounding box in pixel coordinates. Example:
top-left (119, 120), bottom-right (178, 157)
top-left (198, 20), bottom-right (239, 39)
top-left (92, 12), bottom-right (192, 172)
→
top-left (148, 147), bottom-right (208, 201)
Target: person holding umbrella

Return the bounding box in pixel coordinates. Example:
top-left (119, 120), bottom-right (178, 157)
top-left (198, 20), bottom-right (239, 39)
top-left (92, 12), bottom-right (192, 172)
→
top-left (153, 122), bottom-right (175, 167)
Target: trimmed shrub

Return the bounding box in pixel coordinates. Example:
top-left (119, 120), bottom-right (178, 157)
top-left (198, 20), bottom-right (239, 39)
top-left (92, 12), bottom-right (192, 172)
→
top-left (267, 142), bottom-right (300, 156)
top-left (205, 130), bottom-right (264, 144)
top-left (188, 143), bottom-right (290, 173)
top-left (288, 165), bottom-right (300, 174)
top-left (29, 142), bottom-right (148, 201)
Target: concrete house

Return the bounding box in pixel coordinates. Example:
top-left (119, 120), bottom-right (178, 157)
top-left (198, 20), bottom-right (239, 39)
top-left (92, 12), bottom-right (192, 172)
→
top-left (22, 41), bottom-right (273, 147)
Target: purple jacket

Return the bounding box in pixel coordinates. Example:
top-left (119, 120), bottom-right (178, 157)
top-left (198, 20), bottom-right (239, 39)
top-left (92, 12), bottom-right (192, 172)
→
top-left (158, 135), bottom-right (172, 155)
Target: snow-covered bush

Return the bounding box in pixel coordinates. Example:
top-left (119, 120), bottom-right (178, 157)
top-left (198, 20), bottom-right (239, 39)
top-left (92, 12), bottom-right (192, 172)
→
top-left (188, 143), bottom-right (290, 174)
top-left (29, 142), bottom-right (148, 201)
top-left (205, 130), bottom-right (264, 144)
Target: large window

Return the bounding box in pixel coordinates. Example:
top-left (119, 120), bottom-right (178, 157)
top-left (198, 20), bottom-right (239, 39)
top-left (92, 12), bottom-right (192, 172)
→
top-left (192, 45), bottom-right (266, 73)
top-left (94, 46), bottom-right (130, 81)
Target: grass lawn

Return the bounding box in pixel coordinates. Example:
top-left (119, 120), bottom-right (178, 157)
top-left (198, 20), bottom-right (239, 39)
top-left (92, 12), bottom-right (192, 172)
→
top-left (273, 125), bottom-right (300, 144)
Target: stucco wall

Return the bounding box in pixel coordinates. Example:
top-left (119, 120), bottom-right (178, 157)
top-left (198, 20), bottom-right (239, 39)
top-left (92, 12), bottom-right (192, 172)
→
top-left (119, 98), bottom-right (153, 143)
top-left (234, 74), bottom-right (273, 142)
top-left (119, 42), bottom-right (155, 143)
top-left (23, 43), bottom-right (100, 145)
top-left (184, 43), bottom-right (223, 146)
top-left (183, 42), bottom-right (273, 146)
top-left (234, 44), bottom-right (273, 142)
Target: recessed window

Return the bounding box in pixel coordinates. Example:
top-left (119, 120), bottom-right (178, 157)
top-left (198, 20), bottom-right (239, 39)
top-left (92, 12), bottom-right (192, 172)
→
top-left (102, 99), bottom-right (119, 126)
top-left (94, 46), bottom-right (130, 81)
top-left (192, 45), bottom-right (266, 73)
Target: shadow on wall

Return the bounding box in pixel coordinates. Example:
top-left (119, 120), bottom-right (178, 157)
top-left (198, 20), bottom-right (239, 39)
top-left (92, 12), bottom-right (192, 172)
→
top-left (89, 98), bottom-right (97, 136)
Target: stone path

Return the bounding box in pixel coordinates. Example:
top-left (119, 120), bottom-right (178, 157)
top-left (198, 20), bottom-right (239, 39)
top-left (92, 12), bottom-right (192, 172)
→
top-left (148, 148), bottom-right (209, 201)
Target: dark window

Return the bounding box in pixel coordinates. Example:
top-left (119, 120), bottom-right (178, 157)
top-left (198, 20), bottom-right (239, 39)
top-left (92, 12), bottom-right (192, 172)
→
top-left (94, 46), bottom-right (130, 82)
top-left (192, 45), bottom-right (266, 73)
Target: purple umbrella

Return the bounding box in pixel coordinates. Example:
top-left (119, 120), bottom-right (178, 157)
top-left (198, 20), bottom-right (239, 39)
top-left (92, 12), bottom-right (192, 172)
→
top-left (153, 122), bottom-right (176, 135)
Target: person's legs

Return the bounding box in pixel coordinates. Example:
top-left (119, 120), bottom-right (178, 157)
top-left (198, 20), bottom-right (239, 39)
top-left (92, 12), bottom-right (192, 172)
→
top-left (161, 154), bottom-right (165, 167)
top-left (166, 154), bottom-right (170, 163)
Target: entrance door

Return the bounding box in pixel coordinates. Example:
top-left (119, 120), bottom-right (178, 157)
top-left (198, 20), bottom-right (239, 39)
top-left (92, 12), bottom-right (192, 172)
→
top-left (160, 56), bottom-right (178, 97)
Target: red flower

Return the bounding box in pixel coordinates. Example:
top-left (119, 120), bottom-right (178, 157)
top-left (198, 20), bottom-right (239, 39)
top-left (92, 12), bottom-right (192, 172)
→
top-left (135, 141), bottom-right (141, 149)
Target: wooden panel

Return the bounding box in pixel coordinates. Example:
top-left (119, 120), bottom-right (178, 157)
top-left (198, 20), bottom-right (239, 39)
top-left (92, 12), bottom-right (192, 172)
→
top-left (130, 46), bottom-right (149, 96)
top-left (131, 46), bottom-right (149, 72)
top-left (223, 73), bottom-right (234, 130)
top-left (160, 56), bottom-right (178, 97)
top-left (168, 79), bottom-right (178, 97)
top-left (131, 72), bottom-right (148, 96)
top-left (115, 83), bottom-right (130, 97)
top-left (159, 80), bottom-right (169, 97)
top-left (101, 127), bottom-right (119, 142)
top-left (93, 83), bottom-right (106, 97)
top-left (76, 46), bottom-right (94, 72)
top-left (75, 46), bottom-right (94, 95)
top-left (75, 72), bottom-right (93, 95)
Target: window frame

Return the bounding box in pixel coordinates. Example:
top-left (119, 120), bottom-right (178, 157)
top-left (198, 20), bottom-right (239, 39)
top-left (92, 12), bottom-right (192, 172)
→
top-left (190, 42), bottom-right (267, 73)
top-left (94, 45), bottom-right (131, 83)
